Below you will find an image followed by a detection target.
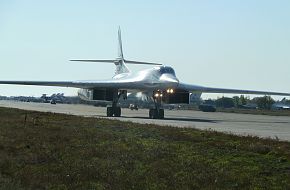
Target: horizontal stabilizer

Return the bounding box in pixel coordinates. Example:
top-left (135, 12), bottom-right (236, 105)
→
top-left (124, 59), bottom-right (162, 65)
top-left (70, 60), bottom-right (115, 63)
top-left (70, 59), bottom-right (162, 65)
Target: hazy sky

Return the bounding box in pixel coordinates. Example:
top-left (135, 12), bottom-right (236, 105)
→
top-left (1, 1), bottom-right (290, 99)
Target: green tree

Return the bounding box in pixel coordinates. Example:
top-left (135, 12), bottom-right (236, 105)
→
top-left (233, 96), bottom-right (240, 108)
top-left (240, 95), bottom-right (249, 105)
top-left (232, 95), bottom-right (249, 108)
top-left (215, 97), bottom-right (235, 108)
top-left (253, 96), bottom-right (275, 110)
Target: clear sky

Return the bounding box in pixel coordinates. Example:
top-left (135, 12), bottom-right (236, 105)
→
top-left (0, 1), bottom-right (290, 99)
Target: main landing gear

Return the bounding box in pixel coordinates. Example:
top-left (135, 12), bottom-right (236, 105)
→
top-left (149, 108), bottom-right (164, 119)
top-left (106, 90), bottom-right (126, 117)
top-left (149, 90), bottom-right (164, 119)
top-left (107, 106), bottom-right (121, 117)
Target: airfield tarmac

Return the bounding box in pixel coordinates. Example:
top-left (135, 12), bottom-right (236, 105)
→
top-left (1, 100), bottom-right (290, 141)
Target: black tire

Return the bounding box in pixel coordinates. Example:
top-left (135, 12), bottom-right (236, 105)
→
top-left (114, 107), bottom-right (121, 117)
top-left (107, 107), bottom-right (114, 117)
top-left (149, 109), bottom-right (154, 119)
top-left (152, 109), bottom-right (158, 119)
top-left (149, 109), bottom-right (164, 119)
top-left (159, 109), bottom-right (164, 119)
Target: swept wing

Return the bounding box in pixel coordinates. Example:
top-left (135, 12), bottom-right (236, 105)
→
top-left (178, 82), bottom-right (290, 96)
top-left (0, 79), bottom-right (138, 89)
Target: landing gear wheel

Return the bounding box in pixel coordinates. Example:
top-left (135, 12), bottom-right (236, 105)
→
top-left (114, 107), bottom-right (121, 117)
top-left (107, 106), bottom-right (121, 117)
top-left (107, 107), bottom-right (114, 117)
top-left (159, 109), bottom-right (164, 119)
top-left (149, 109), bottom-right (164, 119)
top-left (149, 109), bottom-right (155, 119)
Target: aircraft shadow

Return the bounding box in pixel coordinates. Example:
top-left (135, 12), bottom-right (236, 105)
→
top-left (120, 116), bottom-right (218, 123)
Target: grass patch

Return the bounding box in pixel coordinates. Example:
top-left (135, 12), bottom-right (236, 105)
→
top-left (0, 107), bottom-right (290, 189)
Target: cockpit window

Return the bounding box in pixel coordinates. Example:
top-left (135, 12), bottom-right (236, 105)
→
top-left (159, 66), bottom-right (176, 76)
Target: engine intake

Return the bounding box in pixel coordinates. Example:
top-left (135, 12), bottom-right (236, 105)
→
top-left (78, 89), bottom-right (116, 101)
top-left (162, 90), bottom-right (189, 104)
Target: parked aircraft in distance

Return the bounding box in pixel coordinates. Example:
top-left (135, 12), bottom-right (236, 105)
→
top-left (1, 28), bottom-right (290, 119)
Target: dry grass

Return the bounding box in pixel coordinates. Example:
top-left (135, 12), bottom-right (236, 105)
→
top-left (0, 107), bottom-right (290, 189)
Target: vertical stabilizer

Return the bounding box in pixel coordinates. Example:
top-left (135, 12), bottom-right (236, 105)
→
top-left (115, 27), bottom-right (130, 74)
top-left (118, 27), bottom-right (124, 59)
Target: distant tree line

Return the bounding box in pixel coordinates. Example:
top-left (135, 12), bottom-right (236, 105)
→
top-left (205, 95), bottom-right (282, 110)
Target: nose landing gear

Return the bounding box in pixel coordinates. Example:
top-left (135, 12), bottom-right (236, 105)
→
top-left (149, 90), bottom-right (164, 119)
top-left (149, 108), bottom-right (164, 119)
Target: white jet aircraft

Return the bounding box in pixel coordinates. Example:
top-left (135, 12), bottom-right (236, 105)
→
top-left (1, 28), bottom-right (290, 119)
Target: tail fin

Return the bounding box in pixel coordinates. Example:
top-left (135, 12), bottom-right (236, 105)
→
top-left (114, 27), bottom-right (130, 74)
top-left (70, 27), bottom-right (162, 75)
top-left (118, 27), bottom-right (124, 60)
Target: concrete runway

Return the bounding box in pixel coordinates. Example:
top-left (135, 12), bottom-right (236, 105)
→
top-left (1, 100), bottom-right (290, 141)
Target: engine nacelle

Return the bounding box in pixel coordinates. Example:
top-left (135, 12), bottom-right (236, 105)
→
top-left (78, 89), bottom-right (116, 101)
top-left (162, 90), bottom-right (189, 104)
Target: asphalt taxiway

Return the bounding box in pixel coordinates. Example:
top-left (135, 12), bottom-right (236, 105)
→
top-left (1, 100), bottom-right (290, 141)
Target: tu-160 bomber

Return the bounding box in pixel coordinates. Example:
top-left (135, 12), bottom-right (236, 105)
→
top-left (1, 28), bottom-right (290, 119)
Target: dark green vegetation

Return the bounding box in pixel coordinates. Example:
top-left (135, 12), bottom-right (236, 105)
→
top-left (201, 95), bottom-right (290, 116)
top-left (215, 97), bottom-right (235, 108)
top-left (206, 95), bottom-right (279, 109)
top-left (216, 108), bottom-right (290, 116)
top-left (253, 96), bottom-right (275, 110)
top-left (0, 108), bottom-right (290, 190)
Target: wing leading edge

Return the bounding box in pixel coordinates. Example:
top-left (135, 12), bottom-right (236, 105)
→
top-left (178, 82), bottom-right (290, 96)
top-left (0, 80), bottom-right (141, 89)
